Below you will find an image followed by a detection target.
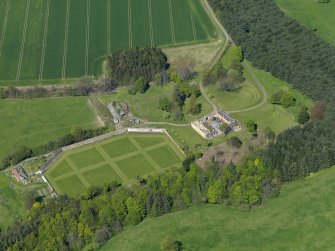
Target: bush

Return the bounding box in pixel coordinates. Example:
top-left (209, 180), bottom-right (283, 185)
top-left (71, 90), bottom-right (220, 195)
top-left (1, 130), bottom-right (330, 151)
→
top-left (228, 136), bottom-right (243, 148)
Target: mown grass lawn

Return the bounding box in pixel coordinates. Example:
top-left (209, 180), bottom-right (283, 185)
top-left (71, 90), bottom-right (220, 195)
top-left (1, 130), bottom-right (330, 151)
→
top-left (102, 166), bottom-right (335, 251)
top-left (46, 134), bottom-right (184, 196)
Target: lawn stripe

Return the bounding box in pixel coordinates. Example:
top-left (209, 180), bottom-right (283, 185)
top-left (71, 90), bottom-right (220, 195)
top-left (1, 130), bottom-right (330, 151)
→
top-left (85, 0), bottom-right (91, 76)
top-left (53, 171), bottom-right (76, 182)
top-left (167, 0), bottom-right (175, 44)
top-left (16, 0), bottom-right (31, 81)
top-left (147, 0), bottom-right (154, 46)
top-left (107, 0), bottom-right (110, 52)
top-left (39, 0), bottom-right (51, 81)
top-left (96, 146), bottom-right (128, 181)
top-left (66, 158), bottom-right (90, 187)
top-left (0, 0), bottom-right (11, 60)
top-left (190, 9), bottom-right (197, 40)
top-left (62, 0), bottom-right (70, 79)
top-left (128, 0), bottom-right (133, 48)
top-left (162, 136), bottom-right (185, 160)
top-left (128, 137), bottom-right (161, 171)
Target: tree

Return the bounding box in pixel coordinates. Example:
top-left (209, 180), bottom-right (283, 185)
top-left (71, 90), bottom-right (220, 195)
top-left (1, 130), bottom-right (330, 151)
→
top-left (264, 127), bottom-right (275, 141)
top-left (298, 106), bottom-right (310, 124)
top-left (311, 101), bottom-right (327, 121)
top-left (125, 197), bottom-right (144, 225)
top-left (94, 227), bottom-right (112, 246)
top-left (160, 235), bottom-right (183, 251)
top-left (159, 97), bottom-right (172, 112)
top-left (184, 94), bottom-right (201, 115)
top-left (135, 77), bottom-right (148, 93)
top-left (227, 136), bottom-right (243, 148)
top-left (246, 120), bottom-right (257, 136)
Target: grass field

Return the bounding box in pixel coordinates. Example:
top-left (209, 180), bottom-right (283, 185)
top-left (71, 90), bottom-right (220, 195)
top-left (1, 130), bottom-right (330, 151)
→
top-left (102, 166), bottom-right (335, 251)
top-left (0, 0), bottom-right (217, 85)
top-left (0, 173), bottom-right (25, 229)
top-left (0, 97), bottom-right (98, 161)
top-left (46, 133), bottom-right (184, 197)
top-left (277, 0), bottom-right (335, 47)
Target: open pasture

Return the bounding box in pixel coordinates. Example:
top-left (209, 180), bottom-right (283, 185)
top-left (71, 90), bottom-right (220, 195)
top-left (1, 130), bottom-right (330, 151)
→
top-left (0, 97), bottom-right (98, 161)
top-left (0, 0), bottom-right (216, 85)
top-left (46, 133), bottom-right (184, 196)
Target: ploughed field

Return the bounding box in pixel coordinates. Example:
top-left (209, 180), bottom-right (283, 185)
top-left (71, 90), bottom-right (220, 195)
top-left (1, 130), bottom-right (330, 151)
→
top-left (0, 0), bottom-right (216, 85)
top-left (45, 133), bottom-right (185, 196)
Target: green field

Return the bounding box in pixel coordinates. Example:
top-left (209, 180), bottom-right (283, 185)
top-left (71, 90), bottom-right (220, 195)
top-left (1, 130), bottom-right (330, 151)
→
top-left (277, 0), bottom-right (335, 47)
top-left (0, 97), bottom-right (98, 160)
top-left (46, 133), bottom-right (184, 196)
top-left (0, 173), bottom-right (25, 229)
top-left (102, 166), bottom-right (335, 251)
top-left (0, 0), bottom-right (217, 85)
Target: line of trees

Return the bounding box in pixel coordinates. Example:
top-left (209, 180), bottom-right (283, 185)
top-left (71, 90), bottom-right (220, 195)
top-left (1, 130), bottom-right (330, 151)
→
top-left (0, 127), bottom-right (108, 171)
top-left (0, 78), bottom-right (117, 99)
top-left (0, 156), bottom-right (279, 250)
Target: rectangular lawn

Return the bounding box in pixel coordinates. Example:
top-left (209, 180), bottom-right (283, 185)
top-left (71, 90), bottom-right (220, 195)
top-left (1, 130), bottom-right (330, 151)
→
top-left (116, 154), bottom-right (156, 180)
top-left (54, 175), bottom-right (87, 197)
top-left (46, 133), bottom-right (184, 196)
top-left (82, 164), bottom-right (122, 186)
top-left (147, 145), bottom-right (181, 169)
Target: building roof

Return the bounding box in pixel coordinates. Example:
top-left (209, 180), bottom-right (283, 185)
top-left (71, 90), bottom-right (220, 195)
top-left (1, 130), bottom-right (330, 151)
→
top-left (217, 110), bottom-right (235, 124)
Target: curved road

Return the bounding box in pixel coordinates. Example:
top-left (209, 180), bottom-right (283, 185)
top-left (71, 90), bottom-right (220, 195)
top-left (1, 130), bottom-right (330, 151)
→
top-left (199, 0), bottom-right (268, 114)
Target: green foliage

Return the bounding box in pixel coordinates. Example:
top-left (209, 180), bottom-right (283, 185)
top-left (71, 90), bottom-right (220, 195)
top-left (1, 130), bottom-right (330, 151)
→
top-left (209, 0), bottom-right (335, 106)
top-left (134, 77), bottom-right (149, 94)
top-left (160, 235), bottom-right (183, 251)
top-left (159, 97), bottom-right (172, 112)
top-left (298, 106), bottom-right (310, 124)
top-left (227, 136), bottom-right (243, 149)
top-left (270, 90), bottom-right (296, 107)
top-left (107, 47), bottom-right (168, 84)
top-left (184, 94), bottom-right (201, 115)
top-left (246, 120), bottom-right (258, 136)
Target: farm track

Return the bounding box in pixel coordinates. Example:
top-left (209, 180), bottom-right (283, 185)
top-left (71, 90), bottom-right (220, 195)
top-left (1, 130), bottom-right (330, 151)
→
top-left (85, 0), bottom-right (91, 76)
top-left (62, 0), bottom-right (70, 79)
top-left (190, 9), bottom-right (197, 41)
top-left (0, 0), bottom-right (11, 60)
top-left (128, 0), bottom-right (133, 48)
top-left (167, 0), bottom-right (176, 44)
top-left (107, 0), bottom-right (110, 52)
top-left (39, 0), bottom-right (51, 81)
top-left (16, 0), bottom-right (31, 81)
top-left (147, 0), bottom-right (154, 46)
